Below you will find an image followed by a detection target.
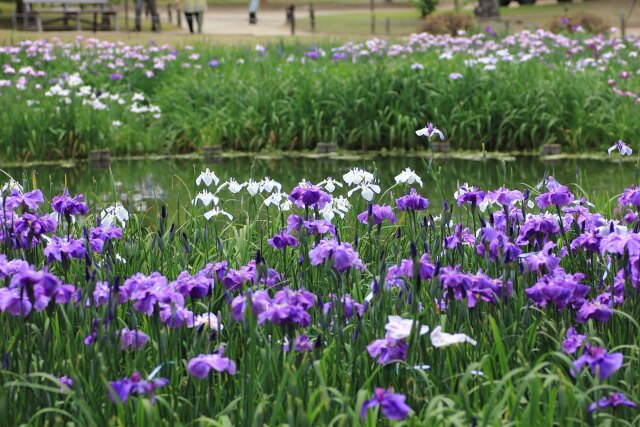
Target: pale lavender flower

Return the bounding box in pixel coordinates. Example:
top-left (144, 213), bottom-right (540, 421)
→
top-left (415, 123), bottom-right (444, 141)
top-left (187, 350), bottom-right (237, 379)
top-left (608, 140), bottom-right (632, 156)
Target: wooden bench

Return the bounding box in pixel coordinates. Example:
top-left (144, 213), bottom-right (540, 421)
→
top-left (12, 0), bottom-right (118, 32)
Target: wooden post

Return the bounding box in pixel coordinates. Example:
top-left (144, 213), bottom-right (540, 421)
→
top-left (203, 145), bottom-right (223, 162)
top-left (371, 14), bottom-right (375, 34)
top-left (167, 4), bottom-right (172, 22)
top-left (91, 149), bottom-right (111, 168)
top-left (290, 6), bottom-right (295, 35)
top-left (385, 17), bottom-right (390, 34)
top-left (309, 2), bottom-right (315, 33)
top-left (125, 0), bottom-right (128, 30)
top-left (620, 14), bottom-right (626, 39)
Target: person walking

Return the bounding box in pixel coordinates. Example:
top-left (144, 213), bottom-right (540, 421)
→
top-left (183, 0), bottom-right (206, 33)
top-left (248, 0), bottom-right (258, 24)
top-left (135, 0), bottom-right (160, 31)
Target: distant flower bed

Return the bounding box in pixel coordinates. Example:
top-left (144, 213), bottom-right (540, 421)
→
top-left (0, 127), bottom-right (639, 424)
top-left (0, 31), bottom-right (638, 160)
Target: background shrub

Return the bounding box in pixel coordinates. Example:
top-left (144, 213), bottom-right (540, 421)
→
top-left (548, 12), bottom-right (612, 34)
top-left (417, 11), bottom-right (474, 35)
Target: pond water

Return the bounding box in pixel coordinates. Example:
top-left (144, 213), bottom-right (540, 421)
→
top-left (2, 155), bottom-right (635, 220)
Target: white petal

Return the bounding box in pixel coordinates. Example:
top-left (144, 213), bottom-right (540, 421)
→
top-left (362, 187), bottom-right (374, 201)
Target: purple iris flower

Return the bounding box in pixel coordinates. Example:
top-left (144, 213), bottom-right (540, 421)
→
top-left (51, 189), bottom-right (88, 216)
top-left (199, 260), bottom-right (228, 282)
top-left (367, 337), bottom-right (408, 364)
top-left (108, 371), bottom-right (169, 404)
top-left (308, 239), bottom-right (365, 272)
top-left (5, 188), bottom-right (44, 211)
top-left (158, 304), bottom-right (194, 328)
top-left (571, 231), bottom-right (602, 254)
top-left (520, 241), bottom-right (560, 273)
top-left (0, 287), bottom-right (32, 317)
top-left (485, 187), bottom-right (524, 206)
top-left (118, 328), bottom-right (149, 350)
top-left (536, 185), bottom-right (574, 209)
top-left (222, 260), bottom-right (282, 291)
top-left (230, 290), bottom-right (271, 321)
top-left (13, 213), bottom-right (57, 247)
top-left (0, 255), bottom-right (30, 278)
top-left (89, 224), bottom-right (123, 253)
top-left (92, 280), bottom-right (127, 306)
top-left (608, 269), bottom-right (627, 304)
top-left (361, 388), bottom-right (411, 421)
top-left (302, 219), bottom-right (336, 236)
top-left (563, 205), bottom-right (605, 232)
top-left (44, 236), bottom-right (86, 264)
top-left (332, 52), bottom-right (347, 62)
top-left (10, 268), bottom-right (68, 312)
top-left (58, 376), bottom-right (73, 389)
top-left (444, 224), bottom-right (475, 249)
top-left (386, 254), bottom-right (435, 289)
top-left (588, 392), bottom-right (637, 413)
top-left (562, 327), bottom-right (587, 354)
top-left (322, 293), bottom-right (366, 318)
top-left (304, 50), bottom-right (319, 59)
top-left (618, 185), bottom-right (640, 208)
top-left (456, 184), bottom-right (485, 207)
top-left (476, 226), bottom-right (522, 263)
top-left (516, 213), bottom-right (561, 246)
top-left (524, 268), bottom-right (590, 310)
top-left (284, 334), bottom-right (314, 352)
top-left (294, 334), bottom-right (313, 352)
top-left (208, 59), bottom-right (219, 68)
top-left (600, 232), bottom-right (640, 256)
top-left (491, 206), bottom-right (524, 233)
top-left (439, 267), bottom-right (512, 308)
top-left (628, 256), bottom-right (640, 292)
top-left (257, 288), bottom-right (315, 327)
top-left (286, 214), bottom-right (303, 233)
top-left (121, 272), bottom-right (184, 315)
top-left (172, 271), bottom-right (213, 298)
top-left (624, 209), bottom-right (638, 225)
top-left (572, 345), bottom-right (623, 380)
top-left (109, 72), bottom-right (123, 81)
top-left (221, 265), bottom-right (256, 292)
top-left (357, 204), bottom-right (397, 225)
top-left (288, 183), bottom-right (332, 209)
top-left (576, 298), bottom-right (613, 323)
top-left (268, 230), bottom-right (299, 249)
top-left (396, 188), bottom-right (429, 211)
top-left (187, 350), bottom-right (237, 379)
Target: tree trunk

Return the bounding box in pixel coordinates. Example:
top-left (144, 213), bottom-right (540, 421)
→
top-left (475, 0), bottom-right (499, 18)
top-left (16, 0), bottom-right (25, 14)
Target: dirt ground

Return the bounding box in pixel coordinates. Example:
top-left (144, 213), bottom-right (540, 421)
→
top-left (179, 0), bottom-right (640, 37)
top-left (1, 0), bottom-right (638, 39)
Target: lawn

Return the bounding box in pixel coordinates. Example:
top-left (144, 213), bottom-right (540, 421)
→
top-left (298, 9), bottom-right (421, 35)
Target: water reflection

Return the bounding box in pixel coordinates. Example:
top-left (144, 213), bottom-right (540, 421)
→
top-left (3, 155), bottom-right (632, 220)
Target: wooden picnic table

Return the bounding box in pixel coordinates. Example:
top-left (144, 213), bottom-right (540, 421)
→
top-left (13, 0), bottom-right (118, 32)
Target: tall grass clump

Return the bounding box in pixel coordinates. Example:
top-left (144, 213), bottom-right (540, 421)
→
top-left (0, 30), bottom-right (637, 161)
